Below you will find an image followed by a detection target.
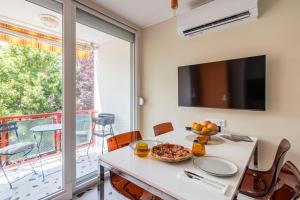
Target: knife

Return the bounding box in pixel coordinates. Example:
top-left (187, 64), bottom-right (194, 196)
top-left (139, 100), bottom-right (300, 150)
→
top-left (184, 170), bottom-right (226, 190)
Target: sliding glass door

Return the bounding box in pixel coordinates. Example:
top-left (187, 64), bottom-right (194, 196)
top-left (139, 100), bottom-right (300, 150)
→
top-left (0, 0), bottom-right (137, 199)
top-left (0, 0), bottom-right (66, 199)
top-left (74, 6), bottom-right (136, 185)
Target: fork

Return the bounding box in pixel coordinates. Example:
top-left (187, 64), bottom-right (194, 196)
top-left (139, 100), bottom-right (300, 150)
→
top-left (184, 170), bottom-right (224, 190)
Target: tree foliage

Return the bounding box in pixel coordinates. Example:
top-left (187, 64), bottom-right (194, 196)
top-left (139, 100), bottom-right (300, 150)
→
top-left (0, 44), bottom-right (62, 116)
top-left (76, 52), bottom-right (94, 110)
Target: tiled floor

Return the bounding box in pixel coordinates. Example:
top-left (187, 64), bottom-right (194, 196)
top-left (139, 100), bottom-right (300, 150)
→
top-left (73, 181), bottom-right (127, 200)
top-left (73, 184), bottom-right (254, 200)
top-left (0, 147), bottom-right (100, 200)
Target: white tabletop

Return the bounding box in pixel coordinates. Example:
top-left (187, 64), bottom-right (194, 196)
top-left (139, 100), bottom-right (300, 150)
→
top-left (99, 130), bottom-right (257, 200)
top-left (30, 124), bottom-right (62, 133)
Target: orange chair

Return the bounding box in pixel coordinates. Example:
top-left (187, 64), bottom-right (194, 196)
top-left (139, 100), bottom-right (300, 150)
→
top-left (271, 161), bottom-right (300, 200)
top-left (237, 139), bottom-right (291, 199)
top-left (107, 131), bottom-right (161, 200)
top-left (153, 122), bottom-right (174, 136)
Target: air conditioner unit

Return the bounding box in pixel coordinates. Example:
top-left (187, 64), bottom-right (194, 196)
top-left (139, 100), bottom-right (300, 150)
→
top-left (177, 0), bottom-right (258, 38)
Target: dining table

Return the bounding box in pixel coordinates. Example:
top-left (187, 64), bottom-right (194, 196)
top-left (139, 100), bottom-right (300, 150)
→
top-left (98, 129), bottom-right (257, 200)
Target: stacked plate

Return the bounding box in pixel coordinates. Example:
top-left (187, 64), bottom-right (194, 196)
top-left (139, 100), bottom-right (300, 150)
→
top-left (193, 156), bottom-right (238, 177)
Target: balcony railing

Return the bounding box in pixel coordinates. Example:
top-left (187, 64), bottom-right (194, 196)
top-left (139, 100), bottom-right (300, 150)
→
top-left (0, 110), bottom-right (96, 163)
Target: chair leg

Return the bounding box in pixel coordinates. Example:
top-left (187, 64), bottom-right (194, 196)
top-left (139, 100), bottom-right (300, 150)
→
top-left (254, 144), bottom-right (259, 169)
top-left (87, 134), bottom-right (94, 156)
top-left (23, 148), bottom-right (37, 174)
top-left (110, 124), bottom-right (114, 135)
top-left (28, 160), bottom-right (37, 175)
top-left (101, 128), bottom-right (105, 155)
top-left (0, 147), bottom-right (37, 189)
top-left (233, 193), bottom-right (238, 200)
top-left (0, 157), bottom-right (13, 189)
top-left (34, 133), bottom-right (45, 181)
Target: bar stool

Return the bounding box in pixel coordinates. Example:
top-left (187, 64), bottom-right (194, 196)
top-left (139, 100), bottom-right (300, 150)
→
top-left (87, 113), bottom-right (115, 155)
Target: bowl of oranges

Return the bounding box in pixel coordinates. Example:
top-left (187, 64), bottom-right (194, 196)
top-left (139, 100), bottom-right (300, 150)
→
top-left (191, 121), bottom-right (220, 136)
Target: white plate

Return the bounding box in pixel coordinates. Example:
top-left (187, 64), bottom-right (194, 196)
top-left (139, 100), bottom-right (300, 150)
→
top-left (193, 156), bottom-right (238, 177)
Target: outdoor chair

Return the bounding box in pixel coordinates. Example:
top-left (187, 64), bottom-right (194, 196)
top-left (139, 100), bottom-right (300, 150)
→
top-left (87, 113), bottom-right (115, 155)
top-left (0, 121), bottom-right (36, 189)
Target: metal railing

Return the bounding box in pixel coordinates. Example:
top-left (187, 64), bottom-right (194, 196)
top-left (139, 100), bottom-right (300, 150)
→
top-left (0, 110), bottom-right (96, 163)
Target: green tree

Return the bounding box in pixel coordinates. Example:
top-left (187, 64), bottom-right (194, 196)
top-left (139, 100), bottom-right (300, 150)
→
top-left (0, 44), bottom-right (62, 116)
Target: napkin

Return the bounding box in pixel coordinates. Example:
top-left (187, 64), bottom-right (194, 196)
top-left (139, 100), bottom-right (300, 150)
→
top-left (220, 134), bottom-right (253, 142)
top-left (177, 171), bottom-right (229, 194)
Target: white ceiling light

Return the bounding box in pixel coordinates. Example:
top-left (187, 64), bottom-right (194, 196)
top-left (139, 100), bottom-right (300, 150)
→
top-left (40, 14), bottom-right (59, 28)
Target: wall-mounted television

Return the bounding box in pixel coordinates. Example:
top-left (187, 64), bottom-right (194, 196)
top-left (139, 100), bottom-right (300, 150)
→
top-left (178, 55), bottom-right (266, 111)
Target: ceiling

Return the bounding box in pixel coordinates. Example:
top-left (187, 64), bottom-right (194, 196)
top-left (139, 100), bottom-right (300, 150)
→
top-left (0, 0), bottom-right (213, 44)
top-left (94, 0), bottom-right (211, 28)
top-left (0, 0), bottom-right (117, 46)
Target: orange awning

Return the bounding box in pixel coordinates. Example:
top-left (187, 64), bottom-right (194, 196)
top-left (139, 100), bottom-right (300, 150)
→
top-left (0, 22), bottom-right (92, 59)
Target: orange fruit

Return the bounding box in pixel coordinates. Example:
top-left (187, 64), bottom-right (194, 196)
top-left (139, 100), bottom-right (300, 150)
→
top-left (201, 127), bottom-right (211, 134)
top-left (207, 123), bottom-right (218, 131)
top-left (191, 122), bottom-right (198, 129)
top-left (201, 120), bottom-right (211, 127)
top-left (192, 122), bottom-right (203, 131)
top-left (191, 122), bottom-right (198, 130)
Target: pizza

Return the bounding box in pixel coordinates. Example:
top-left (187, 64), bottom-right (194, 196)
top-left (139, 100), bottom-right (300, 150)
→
top-left (151, 144), bottom-right (192, 162)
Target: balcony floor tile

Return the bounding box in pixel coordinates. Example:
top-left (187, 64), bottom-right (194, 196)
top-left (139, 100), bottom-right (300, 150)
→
top-left (0, 147), bottom-right (113, 200)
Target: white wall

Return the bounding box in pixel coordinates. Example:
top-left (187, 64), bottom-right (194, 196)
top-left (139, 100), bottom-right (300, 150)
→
top-left (141, 0), bottom-right (300, 169)
top-left (95, 39), bottom-right (131, 133)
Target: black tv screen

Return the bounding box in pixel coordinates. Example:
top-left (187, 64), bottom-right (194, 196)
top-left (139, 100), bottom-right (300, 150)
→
top-left (178, 55), bottom-right (266, 110)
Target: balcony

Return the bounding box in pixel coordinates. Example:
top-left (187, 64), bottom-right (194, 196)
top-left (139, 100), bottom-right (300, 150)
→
top-left (0, 1), bottom-right (132, 199)
top-left (0, 111), bottom-right (104, 200)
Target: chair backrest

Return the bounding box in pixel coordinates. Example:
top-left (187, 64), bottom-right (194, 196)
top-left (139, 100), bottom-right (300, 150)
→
top-left (107, 131), bottom-right (142, 152)
top-left (271, 161), bottom-right (300, 200)
top-left (93, 113), bottom-right (115, 126)
top-left (0, 122), bottom-right (19, 142)
top-left (153, 122), bottom-right (174, 136)
top-left (266, 139), bottom-right (291, 195)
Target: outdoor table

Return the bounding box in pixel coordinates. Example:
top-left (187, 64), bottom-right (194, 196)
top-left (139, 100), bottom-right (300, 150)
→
top-left (98, 129), bottom-right (257, 200)
top-left (30, 124), bottom-right (62, 180)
